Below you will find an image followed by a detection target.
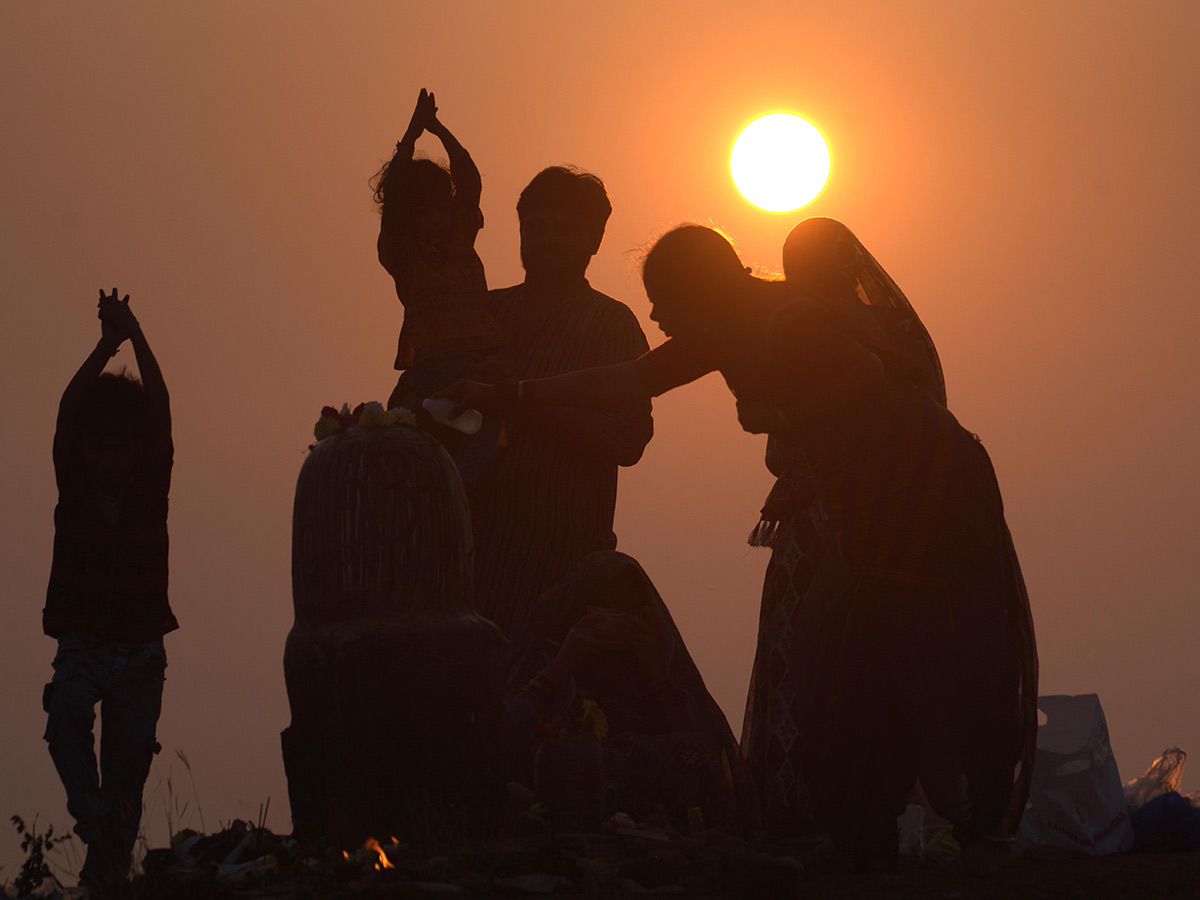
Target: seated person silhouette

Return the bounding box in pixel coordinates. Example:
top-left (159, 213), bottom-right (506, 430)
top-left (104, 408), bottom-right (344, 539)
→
top-left (505, 551), bottom-right (754, 833)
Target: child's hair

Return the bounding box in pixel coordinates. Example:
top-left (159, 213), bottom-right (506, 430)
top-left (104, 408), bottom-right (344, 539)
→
top-left (516, 166), bottom-right (612, 239)
top-left (372, 154), bottom-right (453, 209)
top-left (80, 370), bottom-right (150, 441)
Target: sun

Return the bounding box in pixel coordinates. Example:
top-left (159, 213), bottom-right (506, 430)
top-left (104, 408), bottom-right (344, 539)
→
top-left (730, 113), bottom-right (830, 212)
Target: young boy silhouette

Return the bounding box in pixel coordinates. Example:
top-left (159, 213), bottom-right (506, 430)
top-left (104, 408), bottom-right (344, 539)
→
top-left (43, 289), bottom-right (177, 894)
top-left (374, 88), bottom-right (507, 485)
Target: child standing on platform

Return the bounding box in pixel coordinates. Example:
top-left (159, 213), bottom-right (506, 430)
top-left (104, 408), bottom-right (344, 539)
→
top-left (374, 88), bottom-right (507, 485)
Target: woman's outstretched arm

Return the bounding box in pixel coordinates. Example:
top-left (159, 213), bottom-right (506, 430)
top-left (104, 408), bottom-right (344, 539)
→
top-left (434, 335), bottom-right (716, 421)
top-left (435, 360), bottom-right (648, 421)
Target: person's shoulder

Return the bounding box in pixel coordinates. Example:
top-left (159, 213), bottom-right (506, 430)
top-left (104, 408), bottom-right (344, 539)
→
top-left (577, 284), bottom-right (642, 328)
top-left (488, 283), bottom-right (522, 300)
top-left (377, 223), bottom-right (416, 272)
top-left (762, 279), bottom-right (806, 308)
top-left (450, 198), bottom-right (484, 242)
top-left (766, 284), bottom-right (834, 330)
top-left (486, 284), bottom-right (523, 310)
top-left (579, 283), bottom-right (625, 308)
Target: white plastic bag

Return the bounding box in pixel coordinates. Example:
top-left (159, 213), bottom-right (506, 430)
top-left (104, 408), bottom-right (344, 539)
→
top-left (1123, 747), bottom-right (1186, 814)
top-left (1016, 693), bottom-right (1135, 856)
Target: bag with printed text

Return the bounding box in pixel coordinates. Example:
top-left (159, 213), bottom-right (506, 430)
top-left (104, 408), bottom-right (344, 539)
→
top-left (1016, 693), bottom-right (1135, 856)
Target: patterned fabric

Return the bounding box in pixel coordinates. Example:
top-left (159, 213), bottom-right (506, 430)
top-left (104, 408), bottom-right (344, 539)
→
top-left (470, 283), bottom-right (653, 640)
top-left (741, 496), bottom-right (834, 833)
top-left (378, 201), bottom-right (505, 370)
top-left (44, 436), bottom-right (177, 643)
top-left (729, 296), bottom-right (1037, 847)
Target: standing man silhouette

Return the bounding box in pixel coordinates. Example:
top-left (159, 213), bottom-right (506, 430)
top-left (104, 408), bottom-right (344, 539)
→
top-left (471, 167), bottom-right (653, 641)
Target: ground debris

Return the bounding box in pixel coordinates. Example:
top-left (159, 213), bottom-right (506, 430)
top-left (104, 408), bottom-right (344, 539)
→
top-left (11, 818), bottom-right (1200, 899)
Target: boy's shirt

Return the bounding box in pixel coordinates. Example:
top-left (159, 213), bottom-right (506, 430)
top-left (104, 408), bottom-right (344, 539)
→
top-left (379, 196), bottom-right (504, 370)
top-left (44, 434), bottom-right (178, 643)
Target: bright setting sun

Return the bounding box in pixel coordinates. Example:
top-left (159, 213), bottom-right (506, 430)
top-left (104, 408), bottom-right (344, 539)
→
top-left (730, 113), bottom-right (830, 212)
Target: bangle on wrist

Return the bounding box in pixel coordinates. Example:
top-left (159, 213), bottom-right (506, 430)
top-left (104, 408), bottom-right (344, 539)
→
top-left (98, 339), bottom-right (121, 357)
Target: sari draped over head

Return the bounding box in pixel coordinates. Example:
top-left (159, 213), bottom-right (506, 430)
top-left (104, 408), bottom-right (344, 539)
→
top-left (782, 216), bottom-right (946, 407)
top-left (506, 550), bottom-right (758, 832)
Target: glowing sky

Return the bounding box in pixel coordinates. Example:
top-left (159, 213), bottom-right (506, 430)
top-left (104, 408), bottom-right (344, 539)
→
top-left (2, 0), bottom-right (1199, 877)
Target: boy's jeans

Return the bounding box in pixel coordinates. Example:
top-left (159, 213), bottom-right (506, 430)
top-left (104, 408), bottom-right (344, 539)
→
top-left (43, 631), bottom-right (165, 854)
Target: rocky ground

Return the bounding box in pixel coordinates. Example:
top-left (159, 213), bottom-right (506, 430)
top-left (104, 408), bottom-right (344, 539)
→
top-left (9, 821), bottom-right (1198, 900)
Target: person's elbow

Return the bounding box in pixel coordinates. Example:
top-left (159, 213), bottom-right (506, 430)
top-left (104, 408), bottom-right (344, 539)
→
top-left (615, 444), bottom-right (646, 467)
top-left (612, 411), bottom-right (654, 467)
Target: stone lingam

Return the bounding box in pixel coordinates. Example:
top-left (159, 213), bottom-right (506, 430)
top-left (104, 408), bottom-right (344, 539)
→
top-left (282, 413), bottom-right (505, 846)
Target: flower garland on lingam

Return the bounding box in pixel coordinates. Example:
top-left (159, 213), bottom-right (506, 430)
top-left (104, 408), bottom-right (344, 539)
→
top-left (311, 402), bottom-right (417, 445)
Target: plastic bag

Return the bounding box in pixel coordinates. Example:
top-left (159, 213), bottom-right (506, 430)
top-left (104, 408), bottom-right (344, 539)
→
top-left (1122, 747), bottom-right (1186, 815)
top-left (1015, 694), bottom-right (1135, 856)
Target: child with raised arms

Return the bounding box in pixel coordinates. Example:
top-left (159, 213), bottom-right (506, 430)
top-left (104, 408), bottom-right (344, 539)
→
top-left (373, 88), bottom-right (507, 483)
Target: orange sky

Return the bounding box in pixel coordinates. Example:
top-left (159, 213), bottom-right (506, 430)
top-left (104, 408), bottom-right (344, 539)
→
top-left (3, 1), bottom-right (1198, 876)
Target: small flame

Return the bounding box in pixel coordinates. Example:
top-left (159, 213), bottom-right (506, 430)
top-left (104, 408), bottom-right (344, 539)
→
top-left (364, 836), bottom-right (394, 870)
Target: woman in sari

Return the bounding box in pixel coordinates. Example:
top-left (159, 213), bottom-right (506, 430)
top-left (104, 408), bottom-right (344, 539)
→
top-left (743, 217), bottom-right (953, 835)
top-left (439, 221), bottom-right (1037, 866)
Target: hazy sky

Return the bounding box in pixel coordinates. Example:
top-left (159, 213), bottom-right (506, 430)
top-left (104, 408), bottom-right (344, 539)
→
top-left (3, 1), bottom-right (1198, 878)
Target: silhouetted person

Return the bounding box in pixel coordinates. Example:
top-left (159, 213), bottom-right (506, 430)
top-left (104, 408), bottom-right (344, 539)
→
top-left (505, 551), bottom-right (754, 832)
top-left (469, 166), bottom-right (653, 640)
top-left (374, 88), bottom-right (505, 485)
top-left (437, 221), bottom-right (1037, 870)
top-left (43, 290), bottom-right (176, 895)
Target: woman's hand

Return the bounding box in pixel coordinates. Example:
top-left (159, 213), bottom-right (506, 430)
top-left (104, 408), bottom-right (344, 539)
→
top-left (431, 379), bottom-right (500, 420)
